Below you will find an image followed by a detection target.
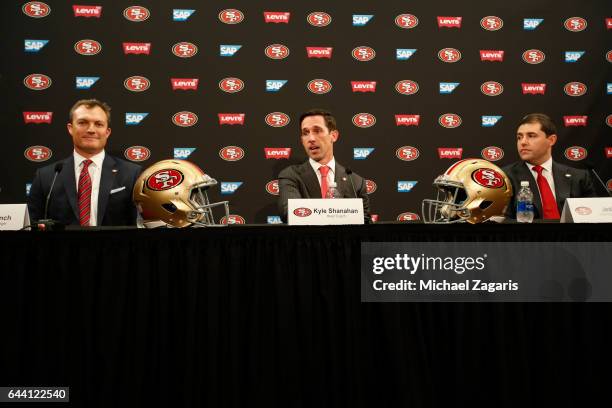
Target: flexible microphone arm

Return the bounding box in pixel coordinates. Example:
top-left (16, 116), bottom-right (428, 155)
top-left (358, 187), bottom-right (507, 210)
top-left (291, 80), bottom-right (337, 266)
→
top-left (44, 162), bottom-right (64, 219)
top-left (345, 167), bottom-right (359, 198)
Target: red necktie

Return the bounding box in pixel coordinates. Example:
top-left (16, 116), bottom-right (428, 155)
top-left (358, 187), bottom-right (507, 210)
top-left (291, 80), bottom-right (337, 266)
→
top-left (78, 159), bottom-right (93, 226)
top-left (319, 165), bottom-right (329, 198)
top-left (533, 165), bottom-right (560, 219)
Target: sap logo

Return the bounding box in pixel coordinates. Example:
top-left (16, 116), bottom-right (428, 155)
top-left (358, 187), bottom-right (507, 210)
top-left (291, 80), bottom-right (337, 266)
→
top-left (26, 183), bottom-right (32, 197)
top-left (221, 182), bottom-right (243, 195)
top-left (173, 9), bottom-right (195, 21)
top-left (523, 18), bottom-right (543, 30)
top-left (267, 216), bottom-right (282, 224)
top-left (608, 83), bottom-right (612, 95)
top-left (439, 82), bottom-right (459, 94)
top-left (173, 148), bottom-right (196, 159)
top-left (353, 15), bottom-right (373, 26)
top-left (565, 51), bottom-right (585, 62)
top-left (396, 49), bottom-right (416, 60)
top-left (75, 76), bottom-right (99, 89)
top-left (125, 113), bottom-right (149, 125)
top-left (353, 148), bottom-right (375, 160)
top-left (220, 45), bottom-right (242, 57)
top-left (24, 39), bottom-right (49, 52)
top-left (482, 116), bottom-right (502, 127)
top-left (266, 80), bottom-right (287, 92)
top-left (397, 181), bottom-right (417, 192)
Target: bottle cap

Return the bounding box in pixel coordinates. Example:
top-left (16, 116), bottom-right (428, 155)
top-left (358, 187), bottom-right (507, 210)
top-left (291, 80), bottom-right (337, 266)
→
top-left (520, 181), bottom-right (529, 187)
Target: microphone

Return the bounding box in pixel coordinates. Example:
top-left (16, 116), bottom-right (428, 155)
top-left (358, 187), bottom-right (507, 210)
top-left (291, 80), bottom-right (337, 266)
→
top-left (34, 162), bottom-right (65, 231)
top-left (589, 168), bottom-right (612, 197)
top-left (345, 167), bottom-right (359, 198)
top-left (44, 162), bottom-right (64, 219)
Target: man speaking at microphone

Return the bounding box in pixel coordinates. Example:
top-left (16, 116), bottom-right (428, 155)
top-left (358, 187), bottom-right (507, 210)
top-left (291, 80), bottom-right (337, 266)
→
top-left (277, 109), bottom-right (371, 222)
top-left (27, 99), bottom-right (141, 226)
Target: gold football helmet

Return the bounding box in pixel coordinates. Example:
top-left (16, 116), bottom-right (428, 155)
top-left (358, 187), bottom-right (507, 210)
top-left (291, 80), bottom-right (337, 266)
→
top-left (132, 159), bottom-right (229, 228)
top-left (422, 159), bottom-right (512, 224)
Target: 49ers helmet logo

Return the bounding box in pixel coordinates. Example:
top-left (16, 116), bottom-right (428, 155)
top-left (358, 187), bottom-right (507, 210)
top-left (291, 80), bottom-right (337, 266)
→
top-left (74, 39), bottom-right (102, 55)
top-left (472, 168), bottom-right (504, 188)
top-left (147, 169), bottom-right (184, 191)
top-left (22, 2), bottom-right (50, 18)
top-left (172, 42), bottom-right (198, 58)
top-left (265, 44), bottom-right (290, 60)
top-left (307, 12), bottom-right (332, 27)
top-left (395, 14), bottom-right (419, 29)
top-left (219, 78), bottom-right (244, 93)
top-left (219, 9), bottom-right (244, 24)
top-left (123, 6), bottom-right (150, 22)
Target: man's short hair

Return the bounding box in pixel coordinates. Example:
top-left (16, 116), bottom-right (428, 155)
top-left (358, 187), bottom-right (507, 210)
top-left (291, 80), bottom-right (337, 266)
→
top-left (299, 109), bottom-right (337, 132)
top-left (519, 113), bottom-right (556, 136)
top-left (68, 99), bottom-right (112, 126)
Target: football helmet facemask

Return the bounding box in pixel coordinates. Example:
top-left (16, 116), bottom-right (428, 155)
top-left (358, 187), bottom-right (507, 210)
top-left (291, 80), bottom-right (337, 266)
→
top-left (132, 159), bottom-right (229, 228)
top-left (422, 158), bottom-right (512, 224)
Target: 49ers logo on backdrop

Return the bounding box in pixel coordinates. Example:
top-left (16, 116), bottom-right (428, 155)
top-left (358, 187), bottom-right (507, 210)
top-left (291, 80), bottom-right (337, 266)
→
top-left (23, 74), bottom-right (51, 90)
top-left (124, 146), bottom-right (151, 162)
top-left (147, 169), bottom-right (184, 191)
top-left (395, 14), bottom-right (419, 29)
top-left (438, 48), bottom-right (461, 63)
top-left (472, 169), bottom-right (504, 188)
top-left (395, 80), bottom-right (419, 95)
top-left (172, 111), bottom-right (198, 127)
top-left (307, 79), bottom-right (332, 94)
top-left (220, 215), bottom-right (246, 224)
top-left (606, 51), bottom-right (612, 63)
top-left (352, 46), bottom-right (375, 61)
top-left (124, 76), bottom-right (150, 92)
top-left (24, 146), bottom-right (52, 162)
top-left (265, 180), bottom-right (279, 196)
top-left (564, 146), bottom-right (587, 161)
top-left (22, 2), bottom-right (50, 18)
top-left (564, 17), bottom-right (587, 32)
top-left (265, 44), bottom-right (290, 60)
top-left (219, 146), bottom-right (245, 161)
top-left (123, 6), bottom-right (150, 22)
top-left (606, 114), bottom-right (612, 128)
top-left (438, 113), bottom-right (462, 128)
top-left (481, 146), bottom-right (504, 161)
top-left (397, 212), bottom-right (420, 221)
top-left (352, 113), bottom-right (376, 128)
top-left (522, 49), bottom-right (545, 64)
top-left (265, 112), bottom-right (290, 127)
top-left (218, 9), bottom-right (244, 24)
top-left (396, 146), bottom-right (420, 161)
top-left (74, 39), bottom-right (101, 55)
top-left (564, 82), bottom-right (587, 96)
top-left (480, 81), bottom-right (503, 96)
top-left (307, 12), bottom-right (332, 27)
top-left (218, 78), bottom-right (244, 93)
top-left (480, 16), bottom-right (503, 31)
top-left (172, 42), bottom-right (198, 58)
top-left (366, 180), bottom-right (377, 194)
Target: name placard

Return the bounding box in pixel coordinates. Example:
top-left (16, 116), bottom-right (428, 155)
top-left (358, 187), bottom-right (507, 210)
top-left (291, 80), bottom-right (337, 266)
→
top-left (561, 197), bottom-right (612, 223)
top-left (0, 204), bottom-right (30, 230)
top-left (288, 198), bottom-right (364, 225)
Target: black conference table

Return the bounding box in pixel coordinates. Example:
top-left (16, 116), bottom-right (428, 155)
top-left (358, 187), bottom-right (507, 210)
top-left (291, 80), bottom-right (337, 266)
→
top-left (1, 222), bottom-right (611, 407)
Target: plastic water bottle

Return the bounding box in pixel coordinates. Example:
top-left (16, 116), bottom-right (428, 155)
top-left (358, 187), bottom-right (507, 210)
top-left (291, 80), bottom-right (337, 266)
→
top-left (516, 181), bottom-right (534, 223)
top-left (325, 181), bottom-right (341, 198)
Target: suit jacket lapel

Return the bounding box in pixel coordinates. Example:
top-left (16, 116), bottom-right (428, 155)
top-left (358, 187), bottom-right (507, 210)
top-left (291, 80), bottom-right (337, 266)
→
top-left (61, 156), bottom-right (79, 221)
top-left (97, 155), bottom-right (116, 224)
top-left (300, 161), bottom-right (322, 198)
top-left (552, 162), bottom-right (570, 212)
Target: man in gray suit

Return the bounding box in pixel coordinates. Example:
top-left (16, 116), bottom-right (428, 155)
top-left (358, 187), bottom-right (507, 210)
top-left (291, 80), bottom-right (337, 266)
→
top-left (278, 109), bottom-right (371, 222)
top-left (28, 99), bottom-right (141, 226)
top-left (503, 113), bottom-right (597, 219)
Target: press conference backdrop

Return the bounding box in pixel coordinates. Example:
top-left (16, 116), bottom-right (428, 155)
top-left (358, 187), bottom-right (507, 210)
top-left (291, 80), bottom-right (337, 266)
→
top-left (2, 0), bottom-right (611, 223)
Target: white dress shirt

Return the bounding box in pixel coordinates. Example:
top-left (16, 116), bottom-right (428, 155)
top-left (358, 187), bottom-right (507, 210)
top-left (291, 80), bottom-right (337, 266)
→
top-left (309, 157), bottom-right (336, 191)
top-left (526, 157), bottom-right (556, 200)
top-left (73, 150), bottom-right (105, 226)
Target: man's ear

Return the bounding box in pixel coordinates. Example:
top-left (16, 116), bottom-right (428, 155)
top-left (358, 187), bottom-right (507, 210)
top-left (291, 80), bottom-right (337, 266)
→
top-left (330, 130), bottom-right (339, 142)
top-left (548, 133), bottom-right (557, 147)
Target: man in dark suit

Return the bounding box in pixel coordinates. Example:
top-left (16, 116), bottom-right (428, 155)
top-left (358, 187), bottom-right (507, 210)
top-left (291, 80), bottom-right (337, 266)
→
top-left (278, 109), bottom-right (371, 222)
top-left (28, 99), bottom-right (141, 226)
top-left (503, 113), bottom-right (597, 219)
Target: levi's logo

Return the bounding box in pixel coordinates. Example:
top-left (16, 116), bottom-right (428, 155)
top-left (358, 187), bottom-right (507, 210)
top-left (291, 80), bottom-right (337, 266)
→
top-left (264, 148), bottom-right (291, 159)
top-left (480, 50), bottom-right (504, 61)
top-left (218, 113), bottom-right (245, 125)
top-left (522, 83), bottom-right (546, 94)
top-left (73, 5), bottom-right (102, 17)
top-left (264, 11), bottom-right (290, 23)
top-left (438, 148), bottom-right (463, 159)
top-left (171, 78), bottom-right (199, 90)
top-left (395, 115), bottom-right (420, 126)
top-left (306, 47), bottom-right (333, 58)
top-left (23, 112), bottom-right (52, 124)
top-left (563, 116), bottom-right (588, 126)
top-left (123, 42), bottom-right (151, 55)
top-left (437, 16), bottom-right (462, 28)
top-left (351, 81), bottom-right (376, 92)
